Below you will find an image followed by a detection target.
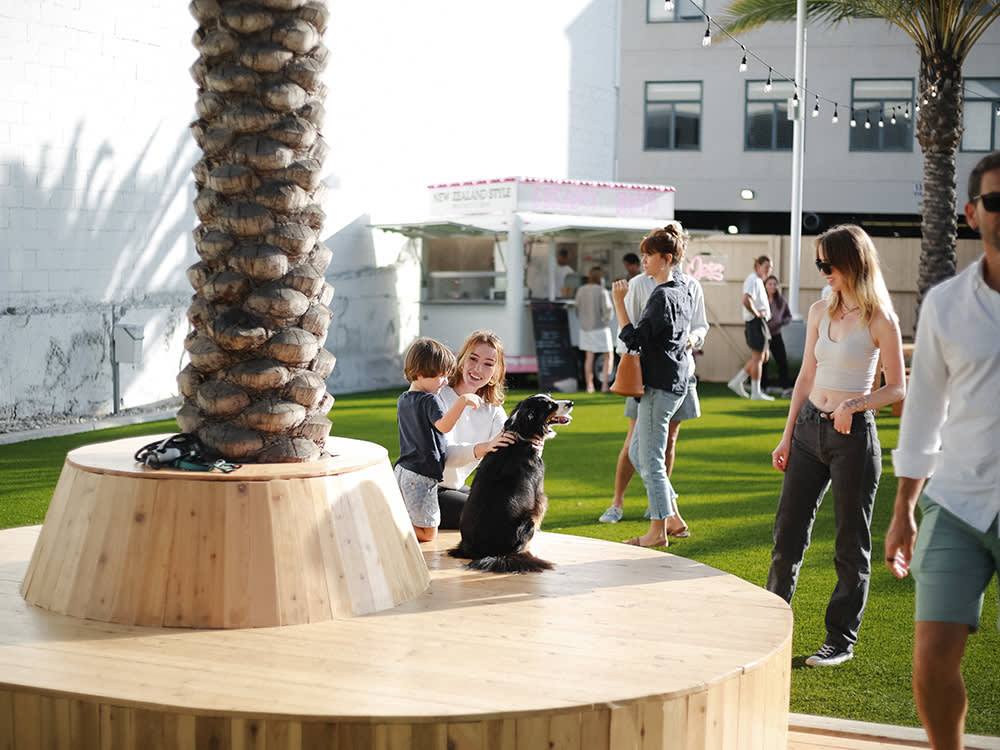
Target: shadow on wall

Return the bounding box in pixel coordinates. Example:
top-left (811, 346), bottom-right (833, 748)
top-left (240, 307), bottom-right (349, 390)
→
top-left (322, 215), bottom-right (420, 395)
top-left (0, 123), bottom-right (198, 423)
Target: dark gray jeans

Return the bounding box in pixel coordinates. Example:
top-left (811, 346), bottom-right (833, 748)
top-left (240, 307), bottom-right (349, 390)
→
top-left (767, 399), bottom-right (882, 651)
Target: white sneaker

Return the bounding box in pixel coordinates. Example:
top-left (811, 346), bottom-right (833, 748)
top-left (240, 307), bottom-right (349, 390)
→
top-left (805, 643), bottom-right (853, 667)
top-left (750, 392), bottom-right (775, 401)
top-left (598, 506), bottom-right (623, 523)
top-left (728, 380), bottom-right (749, 398)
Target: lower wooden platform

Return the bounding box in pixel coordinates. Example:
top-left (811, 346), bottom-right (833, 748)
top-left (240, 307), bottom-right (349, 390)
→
top-left (2, 525), bottom-right (792, 750)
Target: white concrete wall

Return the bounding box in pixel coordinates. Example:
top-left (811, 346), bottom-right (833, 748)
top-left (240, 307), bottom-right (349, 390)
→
top-left (1, 0), bottom-right (619, 424)
top-left (616, 0), bottom-right (1000, 217)
top-left (0, 1), bottom-right (199, 421)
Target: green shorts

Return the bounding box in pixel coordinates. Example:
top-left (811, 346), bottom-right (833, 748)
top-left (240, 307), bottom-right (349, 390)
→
top-left (912, 495), bottom-right (1000, 632)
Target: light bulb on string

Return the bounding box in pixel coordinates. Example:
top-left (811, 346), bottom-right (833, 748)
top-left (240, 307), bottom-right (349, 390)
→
top-left (812, 96), bottom-right (820, 118)
top-left (878, 109), bottom-right (885, 128)
top-left (995, 101), bottom-right (999, 117)
top-left (701, 17), bottom-right (712, 47)
top-left (890, 107), bottom-right (897, 125)
top-left (904, 105), bottom-right (911, 119)
top-left (664, 0), bottom-right (674, 12)
top-left (739, 47), bottom-right (748, 73)
top-left (764, 69), bottom-right (772, 93)
top-left (865, 112), bottom-right (872, 129)
top-left (850, 110), bottom-right (857, 128)
top-left (832, 104), bottom-right (839, 124)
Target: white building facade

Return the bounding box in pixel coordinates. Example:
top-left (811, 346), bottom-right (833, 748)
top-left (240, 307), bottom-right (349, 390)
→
top-left (615, 0), bottom-right (1000, 235)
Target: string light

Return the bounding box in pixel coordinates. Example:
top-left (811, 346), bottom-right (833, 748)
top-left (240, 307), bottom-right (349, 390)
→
top-left (995, 101), bottom-right (1000, 117)
top-left (686, 5), bottom-right (929, 130)
top-left (664, 0), bottom-right (674, 12)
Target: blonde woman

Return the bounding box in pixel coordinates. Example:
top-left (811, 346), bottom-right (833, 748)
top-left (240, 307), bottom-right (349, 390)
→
top-left (768, 224), bottom-right (905, 667)
top-left (437, 330), bottom-right (514, 530)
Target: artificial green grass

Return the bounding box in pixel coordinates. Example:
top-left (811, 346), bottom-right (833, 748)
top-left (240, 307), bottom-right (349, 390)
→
top-left (1, 384), bottom-right (997, 735)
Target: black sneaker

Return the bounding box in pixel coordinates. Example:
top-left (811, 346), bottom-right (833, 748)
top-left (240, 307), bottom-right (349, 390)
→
top-left (805, 643), bottom-right (853, 667)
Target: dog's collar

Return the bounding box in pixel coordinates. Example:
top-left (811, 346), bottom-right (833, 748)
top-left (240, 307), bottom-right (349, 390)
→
top-left (507, 429), bottom-right (552, 444)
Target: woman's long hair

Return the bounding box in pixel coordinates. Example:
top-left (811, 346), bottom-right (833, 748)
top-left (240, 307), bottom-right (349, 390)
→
top-left (448, 330), bottom-right (507, 406)
top-left (639, 223), bottom-right (687, 268)
top-left (816, 224), bottom-right (893, 325)
top-left (766, 274), bottom-right (785, 306)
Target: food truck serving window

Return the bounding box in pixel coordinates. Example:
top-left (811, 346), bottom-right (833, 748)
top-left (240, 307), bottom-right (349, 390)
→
top-left (425, 236), bottom-right (508, 302)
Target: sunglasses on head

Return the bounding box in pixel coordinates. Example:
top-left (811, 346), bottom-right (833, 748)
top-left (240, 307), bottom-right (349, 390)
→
top-left (815, 258), bottom-right (834, 275)
top-left (972, 192), bottom-right (1000, 213)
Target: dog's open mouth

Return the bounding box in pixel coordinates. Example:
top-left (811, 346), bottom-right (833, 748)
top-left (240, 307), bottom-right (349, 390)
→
top-left (549, 414), bottom-right (572, 425)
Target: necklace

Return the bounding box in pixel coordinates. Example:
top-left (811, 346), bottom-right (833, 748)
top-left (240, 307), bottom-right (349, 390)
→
top-left (838, 304), bottom-right (860, 320)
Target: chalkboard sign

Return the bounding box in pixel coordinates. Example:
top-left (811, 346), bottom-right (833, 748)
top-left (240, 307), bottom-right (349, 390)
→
top-left (530, 302), bottom-right (578, 392)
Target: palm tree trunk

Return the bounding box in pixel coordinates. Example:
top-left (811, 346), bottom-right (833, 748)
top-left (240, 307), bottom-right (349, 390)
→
top-left (180, 0), bottom-right (334, 462)
top-left (915, 50), bottom-right (963, 322)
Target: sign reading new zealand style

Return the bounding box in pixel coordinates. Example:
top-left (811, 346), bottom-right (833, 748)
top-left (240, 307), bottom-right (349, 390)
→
top-left (429, 178), bottom-right (675, 219)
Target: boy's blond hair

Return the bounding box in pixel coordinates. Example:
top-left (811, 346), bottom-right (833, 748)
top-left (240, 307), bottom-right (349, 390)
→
top-left (403, 337), bottom-right (456, 382)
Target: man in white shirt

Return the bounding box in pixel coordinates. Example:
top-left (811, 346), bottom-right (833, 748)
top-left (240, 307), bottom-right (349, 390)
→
top-left (728, 255), bottom-right (774, 400)
top-left (885, 151), bottom-right (1000, 750)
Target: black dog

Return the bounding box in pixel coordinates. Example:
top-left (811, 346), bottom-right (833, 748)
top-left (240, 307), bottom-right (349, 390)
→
top-left (449, 394), bottom-right (573, 573)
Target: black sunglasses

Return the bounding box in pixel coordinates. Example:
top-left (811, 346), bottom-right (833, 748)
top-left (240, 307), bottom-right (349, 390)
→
top-left (815, 258), bottom-right (834, 275)
top-left (972, 192), bottom-right (1000, 213)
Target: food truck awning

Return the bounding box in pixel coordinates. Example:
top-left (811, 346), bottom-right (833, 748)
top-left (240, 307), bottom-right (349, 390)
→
top-left (372, 212), bottom-right (669, 239)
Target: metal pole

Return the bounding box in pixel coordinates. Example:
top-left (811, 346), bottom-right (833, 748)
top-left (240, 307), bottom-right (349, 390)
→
top-left (788, 0), bottom-right (807, 319)
top-left (506, 213), bottom-right (526, 357)
top-left (111, 305), bottom-right (120, 414)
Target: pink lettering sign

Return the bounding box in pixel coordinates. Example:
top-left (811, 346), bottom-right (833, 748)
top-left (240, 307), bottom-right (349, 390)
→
top-left (685, 255), bottom-right (726, 283)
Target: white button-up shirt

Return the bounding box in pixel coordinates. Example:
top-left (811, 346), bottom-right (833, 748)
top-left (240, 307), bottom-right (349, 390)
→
top-left (891, 256), bottom-right (1000, 533)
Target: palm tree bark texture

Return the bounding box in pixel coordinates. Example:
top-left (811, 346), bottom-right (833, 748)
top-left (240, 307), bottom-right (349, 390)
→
top-left (180, 0), bottom-right (335, 462)
top-left (721, 0), bottom-right (1000, 323)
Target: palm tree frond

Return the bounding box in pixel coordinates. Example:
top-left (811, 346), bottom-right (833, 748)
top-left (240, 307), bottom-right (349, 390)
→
top-left (719, 0), bottom-right (883, 35)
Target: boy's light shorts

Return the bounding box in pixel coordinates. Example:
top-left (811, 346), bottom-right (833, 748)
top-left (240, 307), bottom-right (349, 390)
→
top-left (624, 378), bottom-right (701, 422)
top-left (394, 463), bottom-right (441, 529)
top-left (912, 495), bottom-right (1000, 632)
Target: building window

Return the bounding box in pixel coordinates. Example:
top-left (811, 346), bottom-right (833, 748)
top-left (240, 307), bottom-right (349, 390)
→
top-left (745, 80), bottom-right (795, 150)
top-left (849, 79), bottom-right (914, 152)
top-left (961, 78), bottom-right (1000, 152)
top-left (647, 0), bottom-right (703, 23)
top-left (645, 81), bottom-right (702, 150)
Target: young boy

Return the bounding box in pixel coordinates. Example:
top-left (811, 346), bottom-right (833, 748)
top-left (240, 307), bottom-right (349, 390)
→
top-left (394, 337), bottom-right (481, 542)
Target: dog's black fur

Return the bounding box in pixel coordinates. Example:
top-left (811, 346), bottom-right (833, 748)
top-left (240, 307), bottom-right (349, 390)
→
top-left (448, 394), bottom-right (573, 573)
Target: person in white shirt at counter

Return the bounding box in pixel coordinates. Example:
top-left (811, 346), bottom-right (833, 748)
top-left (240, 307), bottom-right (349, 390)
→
top-left (885, 151), bottom-right (1000, 750)
top-left (574, 266), bottom-right (615, 393)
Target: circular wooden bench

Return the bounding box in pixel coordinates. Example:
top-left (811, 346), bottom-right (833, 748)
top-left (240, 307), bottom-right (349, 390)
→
top-left (19, 435), bottom-right (430, 628)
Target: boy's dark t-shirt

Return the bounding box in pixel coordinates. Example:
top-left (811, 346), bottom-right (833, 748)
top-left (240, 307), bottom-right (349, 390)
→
top-left (395, 390), bottom-right (447, 481)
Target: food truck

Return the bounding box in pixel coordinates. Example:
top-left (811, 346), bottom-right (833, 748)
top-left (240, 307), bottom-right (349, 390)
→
top-left (375, 177), bottom-right (675, 387)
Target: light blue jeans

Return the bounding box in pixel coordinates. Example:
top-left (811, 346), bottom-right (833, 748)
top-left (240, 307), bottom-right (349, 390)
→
top-left (628, 386), bottom-right (684, 519)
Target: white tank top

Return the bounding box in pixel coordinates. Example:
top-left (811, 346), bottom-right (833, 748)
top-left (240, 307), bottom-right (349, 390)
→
top-left (813, 314), bottom-right (879, 393)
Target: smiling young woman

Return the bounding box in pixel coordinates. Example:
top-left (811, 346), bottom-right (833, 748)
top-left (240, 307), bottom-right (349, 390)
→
top-left (437, 330), bottom-right (514, 529)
